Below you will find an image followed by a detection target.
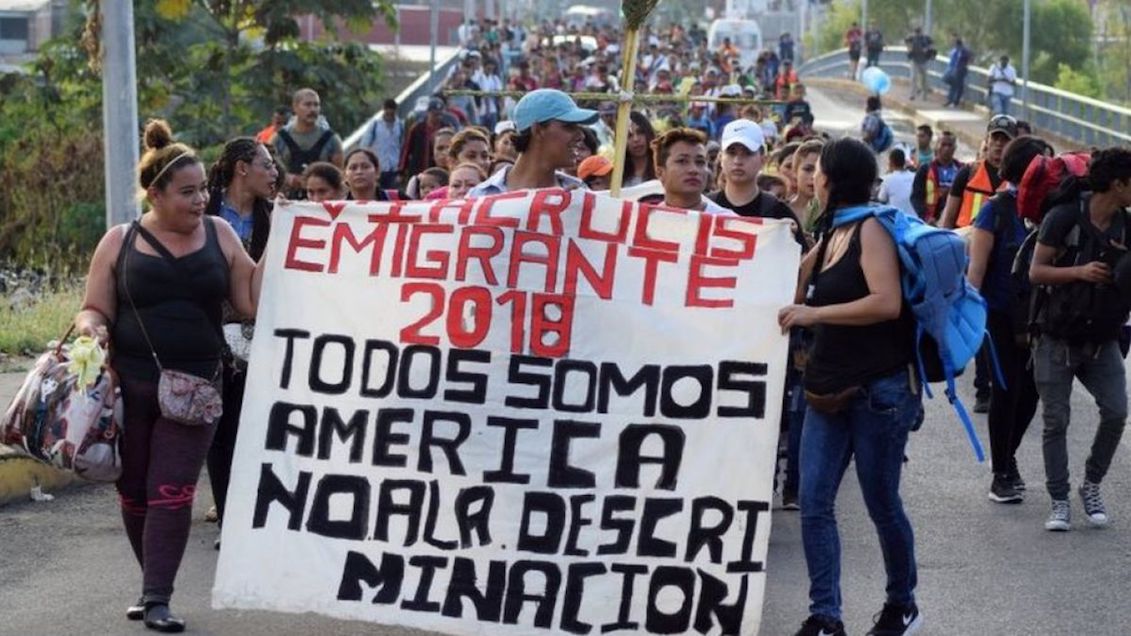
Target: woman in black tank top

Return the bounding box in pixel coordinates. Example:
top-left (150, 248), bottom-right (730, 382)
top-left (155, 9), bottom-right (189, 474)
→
top-left (72, 120), bottom-right (269, 633)
top-left (777, 139), bottom-right (925, 636)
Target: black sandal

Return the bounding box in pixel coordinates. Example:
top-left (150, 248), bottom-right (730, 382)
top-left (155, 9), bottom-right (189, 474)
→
top-left (143, 603), bottom-right (186, 633)
top-left (126, 597), bottom-right (145, 621)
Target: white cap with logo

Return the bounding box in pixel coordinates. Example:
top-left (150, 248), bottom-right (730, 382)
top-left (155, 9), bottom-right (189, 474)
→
top-left (720, 119), bottom-right (766, 153)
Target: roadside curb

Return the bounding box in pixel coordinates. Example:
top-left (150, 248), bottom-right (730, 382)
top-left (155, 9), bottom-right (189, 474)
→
top-left (0, 448), bottom-right (80, 506)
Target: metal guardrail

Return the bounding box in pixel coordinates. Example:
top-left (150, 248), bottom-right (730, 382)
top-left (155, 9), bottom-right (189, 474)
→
top-left (797, 46), bottom-right (1131, 149)
top-left (343, 47), bottom-right (463, 151)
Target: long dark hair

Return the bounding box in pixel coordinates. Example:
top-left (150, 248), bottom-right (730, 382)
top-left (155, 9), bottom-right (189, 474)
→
top-left (624, 111), bottom-right (657, 182)
top-left (814, 137), bottom-right (877, 238)
top-left (205, 137), bottom-right (272, 260)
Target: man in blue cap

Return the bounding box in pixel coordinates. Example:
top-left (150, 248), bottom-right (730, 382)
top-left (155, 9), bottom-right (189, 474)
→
top-left (470, 89), bottom-right (597, 196)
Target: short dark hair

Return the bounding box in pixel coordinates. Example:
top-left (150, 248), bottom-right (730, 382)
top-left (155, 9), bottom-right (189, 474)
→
top-left (513, 128), bottom-right (533, 153)
top-left (889, 148), bottom-right (906, 168)
top-left (383, 98), bottom-right (397, 110)
top-left (999, 136), bottom-right (1055, 183)
top-left (866, 95), bottom-right (882, 111)
top-left (1089, 147), bottom-right (1131, 193)
top-left (917, 124), bottom-right (933, 136)
top-left (651, 127), bottom-right (707, 172)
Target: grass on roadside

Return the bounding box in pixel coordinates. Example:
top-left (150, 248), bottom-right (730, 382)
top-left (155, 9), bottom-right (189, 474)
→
top-left (0, 284), bottom-right (83, 357)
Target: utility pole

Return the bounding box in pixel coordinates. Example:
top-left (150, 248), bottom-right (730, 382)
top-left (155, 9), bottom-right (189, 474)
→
top-left (925, 0), bottom-right (933, 35)
top-left (1022, 0), bottom-right (1031, 121)
top-left (101, 0), bottom-right (140, 227)
top-left (428, 0), bottom-right (439, 91)
top-left (862, 0), bottom-right (868, 32)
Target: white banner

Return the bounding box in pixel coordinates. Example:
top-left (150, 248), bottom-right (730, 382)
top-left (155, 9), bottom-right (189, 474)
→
top-left (213, 191), bottom-right (799, 636)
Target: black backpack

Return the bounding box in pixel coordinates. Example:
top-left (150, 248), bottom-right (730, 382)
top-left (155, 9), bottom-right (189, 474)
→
top-left (276, 128), bottom-right (335, 176)
top-left (1017, 200), bottom-right (1131, 344)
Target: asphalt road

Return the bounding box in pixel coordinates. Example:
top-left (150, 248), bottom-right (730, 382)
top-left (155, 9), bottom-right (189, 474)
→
top-left (2, 88), bottom-right (1128, 636)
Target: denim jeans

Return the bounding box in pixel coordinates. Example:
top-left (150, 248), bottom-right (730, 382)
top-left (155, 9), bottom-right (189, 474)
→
top-left (1033, 337), bottom-right (1128, 500)
top-left (946, 71), bottom-right (967, 105)
top-left (990, 92), bottom-right (1011, 115)
top-left (800, 370), bottom-right (922, 620)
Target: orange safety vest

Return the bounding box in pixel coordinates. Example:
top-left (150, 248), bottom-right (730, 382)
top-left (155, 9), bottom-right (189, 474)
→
top-left (956, 160), bottom-right (998, 228)
top-left (924, 160), bottom-right (963, 222)
top-left (775, 69), bottom-right (799, 99)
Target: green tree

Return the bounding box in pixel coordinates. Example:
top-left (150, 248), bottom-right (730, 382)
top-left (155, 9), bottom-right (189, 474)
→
top-left (0, 0), bottom-right (398, 271)
top-left (1054, 62), bottom-right (1101, 98)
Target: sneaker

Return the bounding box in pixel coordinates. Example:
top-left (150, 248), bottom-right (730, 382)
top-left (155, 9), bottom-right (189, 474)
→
top-left (1045, 499), bottom-right (1071, 531)
top-left (988, 474), bottom-right (1023, 504)
top-left (1006, 460), bottom-right (1026, 492)
top-left (973, 393), bottom-right (991, 414)
top-left (795, 615), bottom-right (847, 636)
top-left (866, 602), bottom-right (922, 635)
top-left (782, 491), bottom-right (800, 511)
top-left (1078, 481), bottom-right (1109, 526)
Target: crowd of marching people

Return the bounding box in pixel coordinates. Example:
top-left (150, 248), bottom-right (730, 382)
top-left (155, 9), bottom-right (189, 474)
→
top-left (64, 12), bottom-right (1131, 636)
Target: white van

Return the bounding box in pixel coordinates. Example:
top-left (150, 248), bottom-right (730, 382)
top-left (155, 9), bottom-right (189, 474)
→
top-left (707, 18), bottom-right (763, 70)
top-left (564, 5), bottom-right (615, 30)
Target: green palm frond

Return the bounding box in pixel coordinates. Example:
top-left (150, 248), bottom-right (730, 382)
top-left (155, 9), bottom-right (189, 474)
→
top-left (622, 0), bottom-right (661, 31)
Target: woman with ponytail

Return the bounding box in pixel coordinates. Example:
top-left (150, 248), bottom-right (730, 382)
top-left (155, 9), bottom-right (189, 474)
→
top-left (73, 119), bottom-right (268, 633)
top-left (203, 137), bottom-right (278, 544)
top-left (778, 137), bottom-right (924, 636)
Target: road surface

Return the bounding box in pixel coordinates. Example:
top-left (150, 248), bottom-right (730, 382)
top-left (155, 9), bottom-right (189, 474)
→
top-left (1, 86), bottom-right (1128, 636)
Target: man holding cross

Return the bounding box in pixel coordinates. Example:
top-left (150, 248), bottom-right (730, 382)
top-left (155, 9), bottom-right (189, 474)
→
top-left (469, 89), bottom-right (597, 196)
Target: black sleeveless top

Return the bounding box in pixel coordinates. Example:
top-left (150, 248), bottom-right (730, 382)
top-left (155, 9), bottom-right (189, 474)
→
top-left (804, 222), bottom-right (914, 394)
top-left (112, 218), bottom-right (230, 382)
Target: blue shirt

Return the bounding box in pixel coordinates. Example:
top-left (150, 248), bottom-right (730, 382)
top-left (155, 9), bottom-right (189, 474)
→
top-left (468, 165), bottom-right (586, 197)
top-left (218, 200), bottom-right (254, 244)
top-left (973, 190), bottom-right (1026, 314)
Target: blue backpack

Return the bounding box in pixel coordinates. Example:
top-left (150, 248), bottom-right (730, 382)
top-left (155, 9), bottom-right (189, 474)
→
top-left (831, 205), bottom-right (1000, 461)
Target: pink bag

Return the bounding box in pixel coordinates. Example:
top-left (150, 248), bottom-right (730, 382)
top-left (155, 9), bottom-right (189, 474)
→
top-left (1, 329), bottom-right (124, 482)
top-left (157, 368), bottom-right (222, 427)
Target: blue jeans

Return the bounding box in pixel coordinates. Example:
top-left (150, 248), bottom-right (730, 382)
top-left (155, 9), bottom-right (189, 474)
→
top-left (946, 71), bottom-right (967, 105)
top-left (991, 92), bottom-right (1011, 115)
top-left (800, 370), bottom-right (922, 620)
top-left (1033, 337), bottom-right (1128, 500)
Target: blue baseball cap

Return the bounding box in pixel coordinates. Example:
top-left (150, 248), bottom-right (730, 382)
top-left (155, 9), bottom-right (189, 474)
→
top-left (512, 89), bottom-right (598, 133)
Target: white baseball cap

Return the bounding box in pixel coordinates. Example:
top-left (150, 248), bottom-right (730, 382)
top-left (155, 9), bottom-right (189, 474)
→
top-left (720, 119), bottom-right (766, 153)
top-left (719, 83), bottom-right (743, 97)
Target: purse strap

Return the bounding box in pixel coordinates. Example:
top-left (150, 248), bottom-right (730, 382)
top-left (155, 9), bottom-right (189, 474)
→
top-left (121, 221), bottom-right (222, 381)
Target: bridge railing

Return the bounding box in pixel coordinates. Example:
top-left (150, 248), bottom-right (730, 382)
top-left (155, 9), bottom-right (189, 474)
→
top-left (343, 47), bottom-right (463, 151)
top-left (797, 46), bottom-right (1131, 149)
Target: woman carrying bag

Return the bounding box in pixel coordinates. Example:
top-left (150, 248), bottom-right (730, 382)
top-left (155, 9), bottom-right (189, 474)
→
top-left (778, 138), bottom-right (924, 636)
top-left (74, 119), bottom-right (267, 633)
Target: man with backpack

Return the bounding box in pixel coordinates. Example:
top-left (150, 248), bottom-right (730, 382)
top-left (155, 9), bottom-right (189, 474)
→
top-left (272, 88), bottom-right (344, 198)
top-left (1029, 147), bottom-right (1131, 531)
top-left (861, 96), bottom-right (893, 154)
top-left (966, 136), bottom-right (1055, 504)
top-left (941, 115), bottom-right (1016, 413)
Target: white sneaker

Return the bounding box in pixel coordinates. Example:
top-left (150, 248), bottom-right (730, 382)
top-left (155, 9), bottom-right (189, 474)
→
top-left (1078, 481), bottom-right (1109, 526)
top-left (1045, 499), bottom-right (1071, 532)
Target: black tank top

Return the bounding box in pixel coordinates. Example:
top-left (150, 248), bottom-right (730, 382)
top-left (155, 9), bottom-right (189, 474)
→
top-left (112, 218), bottom-right (230, 382)
top-left (804, 222), bottom-right (913, 394)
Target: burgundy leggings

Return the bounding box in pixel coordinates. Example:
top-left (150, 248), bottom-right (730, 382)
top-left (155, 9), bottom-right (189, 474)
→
top-left (116, 374), bottom-right (216, 604)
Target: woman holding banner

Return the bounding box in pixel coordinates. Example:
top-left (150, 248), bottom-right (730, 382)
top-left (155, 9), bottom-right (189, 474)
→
top-left (73, 119), bottom-right (267, 633)
top-left (778, 138), bottom-right (924, 636)
top-left (203, 136), bottom-right (278, 546)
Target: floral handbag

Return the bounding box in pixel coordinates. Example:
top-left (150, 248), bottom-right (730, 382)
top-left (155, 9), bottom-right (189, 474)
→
top-left (1, 326), bottom-right (124, 482)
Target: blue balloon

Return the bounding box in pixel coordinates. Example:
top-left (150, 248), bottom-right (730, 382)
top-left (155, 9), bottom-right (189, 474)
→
top-left (861, 66), bottom-right (891, 95)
